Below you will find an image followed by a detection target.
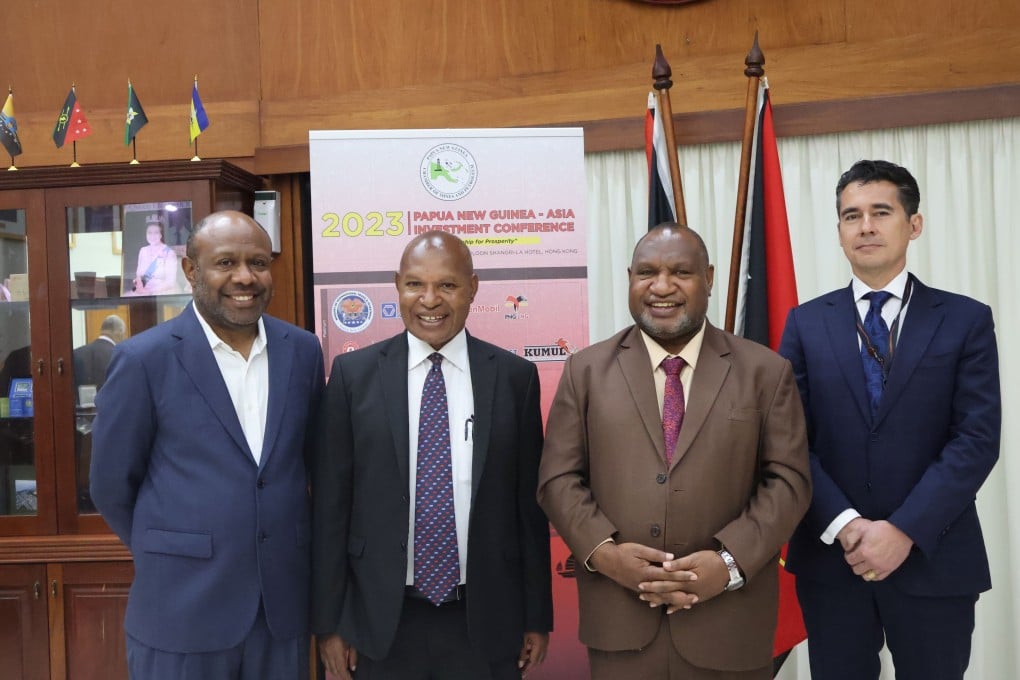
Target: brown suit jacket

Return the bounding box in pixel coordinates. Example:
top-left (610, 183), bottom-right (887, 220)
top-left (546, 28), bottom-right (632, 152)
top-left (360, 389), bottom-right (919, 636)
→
top-left (538, 323), bottom-right (811, 672)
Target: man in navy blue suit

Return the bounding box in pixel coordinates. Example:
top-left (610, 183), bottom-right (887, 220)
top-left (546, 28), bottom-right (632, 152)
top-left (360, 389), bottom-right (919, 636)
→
top-left (779, 160), bottom-right (1001, 680)
top-left (91, 211), bottom-right (324, 679)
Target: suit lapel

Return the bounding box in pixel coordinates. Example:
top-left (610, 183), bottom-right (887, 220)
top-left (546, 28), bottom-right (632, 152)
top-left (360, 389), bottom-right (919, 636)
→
top-left (379, 334), bottom-right (411, 487)
top-left (616, 327), bottom-right (668, 463)
top-left (874, 277), bottom-right (942, 426)
top-left (172, 306), bottom-right (252, 459)
top-left (672, 325), bottom-right (729, 467)
top-left (467, 334), bottom-right (495, 502)
top-left (259, 317), bottom-right (293, 470)
top-left (824, 285), bottom-right (872, 424)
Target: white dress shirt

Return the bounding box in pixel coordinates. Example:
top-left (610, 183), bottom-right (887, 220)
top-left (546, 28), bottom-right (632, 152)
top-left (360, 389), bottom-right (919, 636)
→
top-left (405, 329), bottom-right (474, 586)
top-left (820, 268), bottom-right (912, 544)
top-left (192, 305), bottom-right (270, 466)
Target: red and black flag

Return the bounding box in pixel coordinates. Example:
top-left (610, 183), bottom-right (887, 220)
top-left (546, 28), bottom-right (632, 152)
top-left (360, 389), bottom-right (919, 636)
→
top-left (733, 80), bottom-right (806, 663)
top-left (645, 91), bottom-right (676, 228)
top-left (52, 86), bottom-right (93, 149)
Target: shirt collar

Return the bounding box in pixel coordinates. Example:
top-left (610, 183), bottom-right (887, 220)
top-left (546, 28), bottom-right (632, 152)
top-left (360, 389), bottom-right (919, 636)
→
top-left (639, 320), bottom-right (707, 372)
top-left (191, 303), bottom-right (267, 356)
top-left (407, 328), bottom-right (469, 374)
top-left (852, 268), bottom-right (909, 302)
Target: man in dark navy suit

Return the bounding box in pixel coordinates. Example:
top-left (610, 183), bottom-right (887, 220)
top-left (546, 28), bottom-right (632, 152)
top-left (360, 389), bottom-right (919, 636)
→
top-left (780, 160), bottom-right (1001, 680)
top-left (92, 211), bottom-right (324, 679)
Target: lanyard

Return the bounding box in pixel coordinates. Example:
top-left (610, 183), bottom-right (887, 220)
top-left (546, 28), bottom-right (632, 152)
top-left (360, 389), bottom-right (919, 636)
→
top-left (855, 276), bottom-right (913, 381)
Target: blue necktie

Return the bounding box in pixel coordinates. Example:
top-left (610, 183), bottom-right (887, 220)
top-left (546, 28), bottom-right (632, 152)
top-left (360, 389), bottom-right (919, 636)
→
top-left (861, 291), bottom-right (893, 417)
top-left (413, 353), bottom-right (460, 605)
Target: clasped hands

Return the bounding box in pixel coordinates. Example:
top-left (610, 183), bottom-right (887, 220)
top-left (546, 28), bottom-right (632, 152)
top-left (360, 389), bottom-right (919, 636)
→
top-left (837, 518), bottom-right (913, 582)
top-left (590, 541), bottom-right (730, 615)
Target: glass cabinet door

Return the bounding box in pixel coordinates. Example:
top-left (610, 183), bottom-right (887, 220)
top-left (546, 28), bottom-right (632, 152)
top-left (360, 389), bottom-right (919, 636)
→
top-left (63, 200), bottom-right (194, 522)
top-left (0, 190), bottom-right (56, 535)
top-left (0, 209), bottom-right (36, 518)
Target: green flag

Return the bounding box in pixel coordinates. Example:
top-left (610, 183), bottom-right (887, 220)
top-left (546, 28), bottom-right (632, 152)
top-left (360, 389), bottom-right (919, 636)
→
top-left (125, 81), bottom-right (149, 145)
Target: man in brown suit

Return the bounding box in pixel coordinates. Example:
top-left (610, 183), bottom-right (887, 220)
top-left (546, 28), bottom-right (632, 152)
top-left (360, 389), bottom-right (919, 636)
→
top-left (538, 224), bottom-right (811, 679)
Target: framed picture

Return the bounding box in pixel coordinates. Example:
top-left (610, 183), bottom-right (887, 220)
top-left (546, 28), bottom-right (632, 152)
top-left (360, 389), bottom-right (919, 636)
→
top-left (7, 464), bottom-right (36, 515)
top-left (121, 202), bottom-right (193, 297)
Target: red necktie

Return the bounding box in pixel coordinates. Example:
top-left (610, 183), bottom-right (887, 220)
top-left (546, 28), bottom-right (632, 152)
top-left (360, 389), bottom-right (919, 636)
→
top-left (661, 356), bottom-right (686, 463)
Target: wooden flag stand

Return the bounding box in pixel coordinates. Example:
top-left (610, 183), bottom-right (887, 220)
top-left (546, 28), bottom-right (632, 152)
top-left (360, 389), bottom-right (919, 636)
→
top-left (724, 32), bottom-right (766, 333)
top-left (651, 44), bottom-right (688, 228)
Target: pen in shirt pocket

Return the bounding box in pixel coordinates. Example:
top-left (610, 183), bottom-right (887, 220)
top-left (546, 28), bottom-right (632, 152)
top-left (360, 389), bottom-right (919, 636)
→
top-left (464, 414), bottom-right (475, 441)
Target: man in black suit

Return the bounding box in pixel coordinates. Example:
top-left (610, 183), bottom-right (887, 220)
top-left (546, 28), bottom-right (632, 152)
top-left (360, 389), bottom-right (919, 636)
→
top-left (312, 231), bottom-right (552, 679)
top-left (73, 314), bottom-right (126, 397)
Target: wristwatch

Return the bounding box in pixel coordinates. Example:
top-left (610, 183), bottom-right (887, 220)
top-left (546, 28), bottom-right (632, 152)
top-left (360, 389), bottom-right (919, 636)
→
top-left (717, 548), bottom-right (745, 591)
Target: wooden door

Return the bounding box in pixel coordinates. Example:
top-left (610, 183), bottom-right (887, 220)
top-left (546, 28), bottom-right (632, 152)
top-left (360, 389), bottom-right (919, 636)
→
top-left (48, 561), bottom-right (132, 680)
top-left (0, 563), bottom-right (50, 680)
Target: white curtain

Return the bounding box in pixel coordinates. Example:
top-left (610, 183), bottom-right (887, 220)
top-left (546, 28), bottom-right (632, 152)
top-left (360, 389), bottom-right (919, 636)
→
top-left (583, 117), bottom-right (1020, 679)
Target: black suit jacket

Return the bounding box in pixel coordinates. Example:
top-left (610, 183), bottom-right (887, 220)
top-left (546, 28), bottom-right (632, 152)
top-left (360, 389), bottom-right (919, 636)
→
top-left (73, 337), bottom-right (116, 391)
top-left (311, 331), bottom-right (552, 662)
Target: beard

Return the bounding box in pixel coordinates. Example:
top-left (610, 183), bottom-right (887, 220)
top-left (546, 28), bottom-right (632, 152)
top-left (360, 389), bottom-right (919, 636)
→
top-left (634, 308), bottom-right (702, 347)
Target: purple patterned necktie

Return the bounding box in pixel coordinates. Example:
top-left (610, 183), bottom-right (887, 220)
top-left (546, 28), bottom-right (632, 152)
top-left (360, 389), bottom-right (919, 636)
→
top-left (661, 356), bottom-right (686, 463)
top-left (413, 353), bottom-right (461, 605)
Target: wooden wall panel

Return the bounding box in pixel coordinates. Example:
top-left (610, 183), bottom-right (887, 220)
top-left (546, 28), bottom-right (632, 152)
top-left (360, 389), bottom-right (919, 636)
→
top-left (846, 0), bottom-right (1020, 42)
top-left (2, 0), bottom-right (1018, 169)
top-left (4, 0), bottom-right (260, 167)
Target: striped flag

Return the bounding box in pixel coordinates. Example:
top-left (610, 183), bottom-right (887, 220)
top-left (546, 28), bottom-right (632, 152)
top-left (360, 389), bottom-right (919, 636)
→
top-left (189, 78), bottom-right (210, 143)
top-left (1, 90), bottom-right (22, 157)
top-left (645, 91), bottom-right (676, 228)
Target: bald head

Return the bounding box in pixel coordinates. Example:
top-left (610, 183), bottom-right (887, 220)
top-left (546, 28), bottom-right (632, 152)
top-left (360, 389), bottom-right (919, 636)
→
top-left (399, 231), bottom-right (475, 278)
top-left (100, 315), bottom-right (126, 343)
top-left (396, 231), bottom-right (478, 350)
top-left (633, 223), bottom-right (710, 270)
top-left (186, 211), bottom-right (271, 261)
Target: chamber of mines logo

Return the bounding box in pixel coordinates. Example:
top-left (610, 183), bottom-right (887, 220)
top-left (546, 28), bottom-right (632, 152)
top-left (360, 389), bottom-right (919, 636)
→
top-left (421, 143), bottom-right (478, 201)
top-left (331, 291), bottom-right (373, 333)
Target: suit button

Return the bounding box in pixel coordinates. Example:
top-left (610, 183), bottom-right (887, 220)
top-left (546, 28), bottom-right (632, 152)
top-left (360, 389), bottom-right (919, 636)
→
top-left (400, 541), bottom-right (407, 552)
top-left (259, 532), bottom-right (268, 543)
top-left (401, 494), bottom-right (409, 504)
top-left (256, 479), bottom-right (265, 489)
top-left (656, 473), bottom-right (667, 484)
top-left (650, 524), bottom-right (662, 538)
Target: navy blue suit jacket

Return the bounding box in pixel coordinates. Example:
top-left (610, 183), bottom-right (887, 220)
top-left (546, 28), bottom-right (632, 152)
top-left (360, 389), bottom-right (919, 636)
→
top-left (779, 276), bottom-right (1000, 596)
top-left (310, 331), bottom-right (552, 662)
top-left (91, 305), bottom-right (324, 653)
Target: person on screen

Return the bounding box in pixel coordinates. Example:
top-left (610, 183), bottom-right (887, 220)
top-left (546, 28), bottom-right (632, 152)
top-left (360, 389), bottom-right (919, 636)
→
top-left (311, 231), bottom-right (552, 679)
top-left (130, 215), bottom-right (180, 295)
top-left (91, 211), bottom-right (324, 680)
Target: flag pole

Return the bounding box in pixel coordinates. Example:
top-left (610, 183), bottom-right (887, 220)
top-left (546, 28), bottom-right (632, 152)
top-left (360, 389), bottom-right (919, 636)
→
top-left (191, 74), bottom-right (202, 162)
top-left (724, 32), bottom-right (765, 333)
top-left (5, 86), bottom-right (15, 171)
top-left (131, 137), bottom-right (139, 165)
top-left (71, 140), bottom-right (80, 168)
top-left (652, 45), bottom-right (687, 227)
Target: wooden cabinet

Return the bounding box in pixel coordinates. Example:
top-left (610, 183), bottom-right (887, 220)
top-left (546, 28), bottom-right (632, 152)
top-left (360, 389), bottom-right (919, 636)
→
top-left (0, 161), bottom-right (258, 680)
top-left (0, 560), bottom-right (133, 680)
